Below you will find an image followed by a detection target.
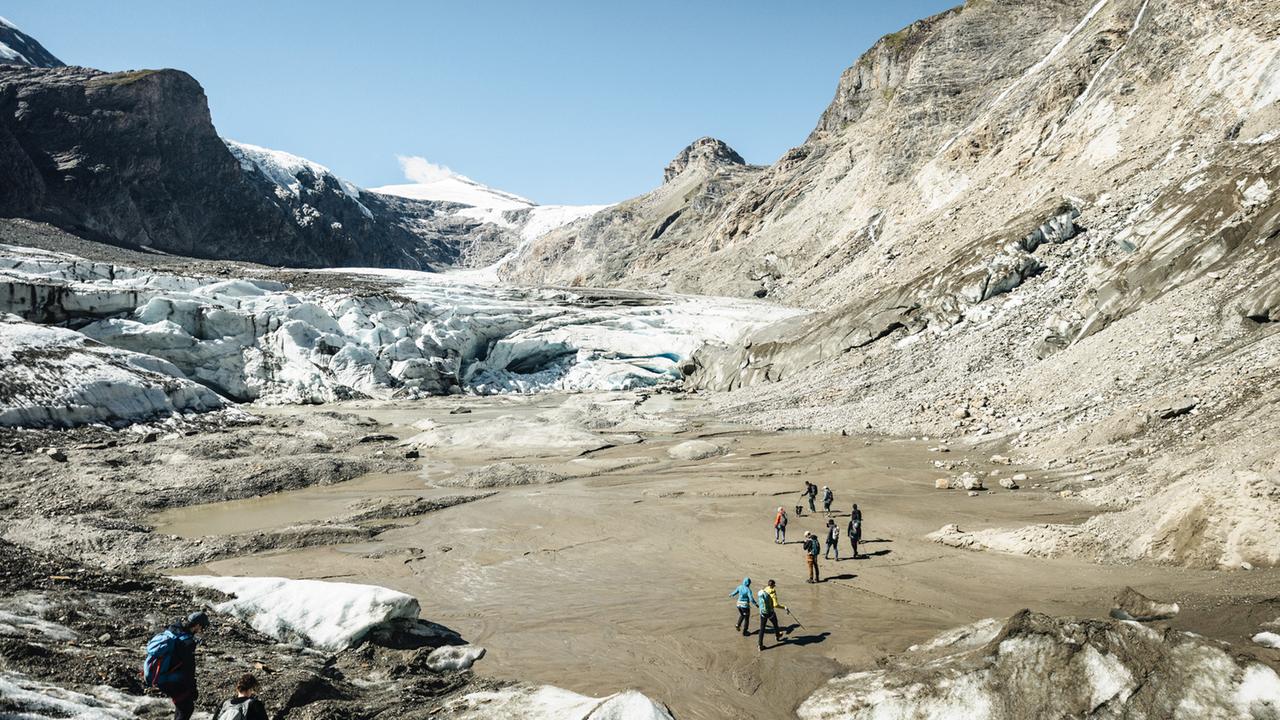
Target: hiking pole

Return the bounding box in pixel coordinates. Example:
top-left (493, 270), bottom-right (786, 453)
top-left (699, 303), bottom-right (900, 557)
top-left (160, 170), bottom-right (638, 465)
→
top-left (785, 607), bottom-right (805, 630)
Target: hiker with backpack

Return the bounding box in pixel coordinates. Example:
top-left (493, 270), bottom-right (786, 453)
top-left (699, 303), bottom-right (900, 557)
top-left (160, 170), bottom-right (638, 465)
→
top-left (804, 482), bottom-right (818, 513)
top-left (215, 673), bottom-right (268, 720)
top-left (848, 509), bottom-right (863, 559)
top-left (143, 611), bottom-right (209, 720)
top-left (729, 577), bottom-right (758, 636)
top-left (773, 506), bottom-right (788, 543)
top-left (824, 518), bottom-right (841, 560)
top-left (802, 531), bottom-right (821, 583)
top-left (822, 485), bottom-right (834, 516)
top-left (756, 579), bottom-right (784, 650)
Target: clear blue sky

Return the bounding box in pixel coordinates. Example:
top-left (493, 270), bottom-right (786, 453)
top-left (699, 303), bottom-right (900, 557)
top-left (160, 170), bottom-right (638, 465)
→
top-left (7, 1), bottom-right (957, 205)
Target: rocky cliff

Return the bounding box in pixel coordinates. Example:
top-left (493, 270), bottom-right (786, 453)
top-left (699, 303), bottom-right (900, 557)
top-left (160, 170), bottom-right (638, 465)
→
top-left (501, 136), bottom-right (761, 290)
top-left (0, 64), bottom-right (455, 268)
top-left (508, 0), bottom-right (1280, 569)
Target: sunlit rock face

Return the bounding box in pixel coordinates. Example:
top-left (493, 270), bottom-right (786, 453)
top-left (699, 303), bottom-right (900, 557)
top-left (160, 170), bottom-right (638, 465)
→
top-left (799, 611), bottom-right (1280, 720)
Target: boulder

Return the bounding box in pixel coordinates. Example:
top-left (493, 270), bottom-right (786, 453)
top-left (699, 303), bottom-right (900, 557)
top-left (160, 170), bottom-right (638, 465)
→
top-left (999, 477), bottom-right (1019, 490)
top-left (798, 610), bottom-right (1280, 719)
top-left (1110, 587), bottom-right (1180, 622)
top-left (1154, 397), bottom-right (1198, 420)
top-left (667, 440), bottom-right (723, 461)
top-left (425, 644), bottom-right (486, 672)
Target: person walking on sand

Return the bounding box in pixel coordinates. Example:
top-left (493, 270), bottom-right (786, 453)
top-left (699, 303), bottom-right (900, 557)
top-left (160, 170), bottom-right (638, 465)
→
top-left (824, 518), bottom-right (841, 560)
top-left (848, 512), bottom-right (863, 559)
top-left (802, 531), bottom-right (821, 583)
top-left (822, 485), bottom-right (834, 516)
top-left (774, 506), bottom-right (788, 543)
top-left (729, 577), bottom-right (757, 636)
top-left (757, 580), bottom-right (784, 650)
top-left (214, 673), bottom-right (268, 720)
top-left (143, 611), bottom-right (209, 720)
top-left (805, 481), bottom-right (818, 514)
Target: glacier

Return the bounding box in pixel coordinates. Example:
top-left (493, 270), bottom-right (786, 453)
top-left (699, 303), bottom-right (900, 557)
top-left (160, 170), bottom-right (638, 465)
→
top-left (0, 243), bottom-right (802, 426)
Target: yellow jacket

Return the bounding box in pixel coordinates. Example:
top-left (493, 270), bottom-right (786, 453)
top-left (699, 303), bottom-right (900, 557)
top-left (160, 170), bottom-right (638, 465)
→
top-left (765, 586), bottom-right (784, 611)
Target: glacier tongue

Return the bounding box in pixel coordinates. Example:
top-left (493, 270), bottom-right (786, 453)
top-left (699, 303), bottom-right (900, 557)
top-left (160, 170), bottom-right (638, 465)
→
top-left (0, 245), bottom-right (802, 425)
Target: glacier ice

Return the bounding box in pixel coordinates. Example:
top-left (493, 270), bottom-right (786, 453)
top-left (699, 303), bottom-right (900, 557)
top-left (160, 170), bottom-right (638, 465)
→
top-left (0, 313), bottom-right (224, 428)
top-left (447, 685), bottom-right (674, 720)
top-left (172, 575), bottom-right (422, 652)
top-left (0, 244), bottom-right (801, 425)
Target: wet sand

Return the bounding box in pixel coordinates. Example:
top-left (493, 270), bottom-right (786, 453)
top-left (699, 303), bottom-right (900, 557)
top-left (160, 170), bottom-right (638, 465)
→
top-left (162, 393), bottom-right (1280, 720)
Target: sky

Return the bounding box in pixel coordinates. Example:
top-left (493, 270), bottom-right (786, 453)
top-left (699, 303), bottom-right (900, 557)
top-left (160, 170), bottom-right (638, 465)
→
top-left (7, 1), bottom-right (958, 205)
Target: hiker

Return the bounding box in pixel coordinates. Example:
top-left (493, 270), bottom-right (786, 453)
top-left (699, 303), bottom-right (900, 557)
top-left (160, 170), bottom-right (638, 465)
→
top-left (215, 673), bottom-right (268, 720)
top-left (848, 513), bottom-right (862, 559)
top-left (851, 503), bottom-right (863, 524)
top-left (824, 518), bottom-right (841, 560)
top-left (822, 485), bottom-right (834, 516)
top-left (802, 531), bottom-right (821, 583)
top-left (730, 577), bottom-right (757, 636)
top-left (804, 481), bottom-right (818, 513)
top-left (774, 506), bottom-right (788, 543)
top-left (143, 611), bottom-right (209, 720)
top-left (757, 580), bottom-right (784, 650)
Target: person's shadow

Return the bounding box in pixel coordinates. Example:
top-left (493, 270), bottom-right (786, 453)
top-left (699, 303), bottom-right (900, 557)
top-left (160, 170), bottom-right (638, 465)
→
top-left (822, 573), bottom-right (857, 581)
top-left (863, 549), bottom-right (891, 558)
top-left (783, 631), bottom-right (830, 647)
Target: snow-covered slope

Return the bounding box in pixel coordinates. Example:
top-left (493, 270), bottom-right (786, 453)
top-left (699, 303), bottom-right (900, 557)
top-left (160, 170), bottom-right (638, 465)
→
top-left (224, 139), bottom-right (371, 217)
top-left (371, 156), bottom-right (610, 265)
top-left (372, 156), bottom-right (535, 210)
top-left (0, 16), bottom-right (63, 68)
top-left (173, 576), bottom-right (422, 651)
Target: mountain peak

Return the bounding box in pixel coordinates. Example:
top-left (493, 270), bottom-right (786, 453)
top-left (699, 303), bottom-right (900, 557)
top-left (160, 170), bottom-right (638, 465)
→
top-left (370, 156), bottom-right (535, 211)
top-left (0, 17), bottom-right (64, 68)
top-left (663, 137), bottom-right (745, 183)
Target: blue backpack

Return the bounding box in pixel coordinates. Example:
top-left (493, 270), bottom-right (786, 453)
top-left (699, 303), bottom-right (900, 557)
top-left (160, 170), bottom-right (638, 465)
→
top-left (142, 629), bottom-right (190, 688)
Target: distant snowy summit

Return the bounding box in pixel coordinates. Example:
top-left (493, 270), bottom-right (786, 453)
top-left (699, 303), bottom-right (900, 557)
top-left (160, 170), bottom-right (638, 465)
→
top-left (371, 155), bottom-right (611, 264)
top-left (372, 156), bottom-right (535, 211)
top-left (0, 16), bottom-right (63, 68)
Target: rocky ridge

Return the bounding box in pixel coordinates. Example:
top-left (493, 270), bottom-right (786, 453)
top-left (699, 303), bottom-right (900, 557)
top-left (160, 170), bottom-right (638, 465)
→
top-left (506, 0), bottom-right (1280, 571)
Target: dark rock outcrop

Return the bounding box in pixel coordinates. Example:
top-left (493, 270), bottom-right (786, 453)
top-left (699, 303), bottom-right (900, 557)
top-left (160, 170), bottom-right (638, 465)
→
top-left (0, 65), bottom-right (445, 269)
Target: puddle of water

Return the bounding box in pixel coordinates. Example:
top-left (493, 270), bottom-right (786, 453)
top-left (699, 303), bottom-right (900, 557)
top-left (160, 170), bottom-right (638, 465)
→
top-left (149, 469), bottom-right (447, 537)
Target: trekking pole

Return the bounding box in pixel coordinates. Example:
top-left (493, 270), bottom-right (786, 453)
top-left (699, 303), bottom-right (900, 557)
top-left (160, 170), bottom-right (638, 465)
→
top-left (785, 607), bottom-right (805, 630)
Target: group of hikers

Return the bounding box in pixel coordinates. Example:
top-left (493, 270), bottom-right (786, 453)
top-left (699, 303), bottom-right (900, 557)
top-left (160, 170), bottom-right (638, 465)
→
top-left (773, 482), bottom-right (863, 564)
top-left (142, 612), bottom-right (268, 720)
top-left (750, 481), bottom-right (866, 649)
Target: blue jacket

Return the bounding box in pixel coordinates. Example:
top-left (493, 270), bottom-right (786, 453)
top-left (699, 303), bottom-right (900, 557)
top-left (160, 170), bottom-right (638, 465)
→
top-left (730, 578), bottom-right (757, 608)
